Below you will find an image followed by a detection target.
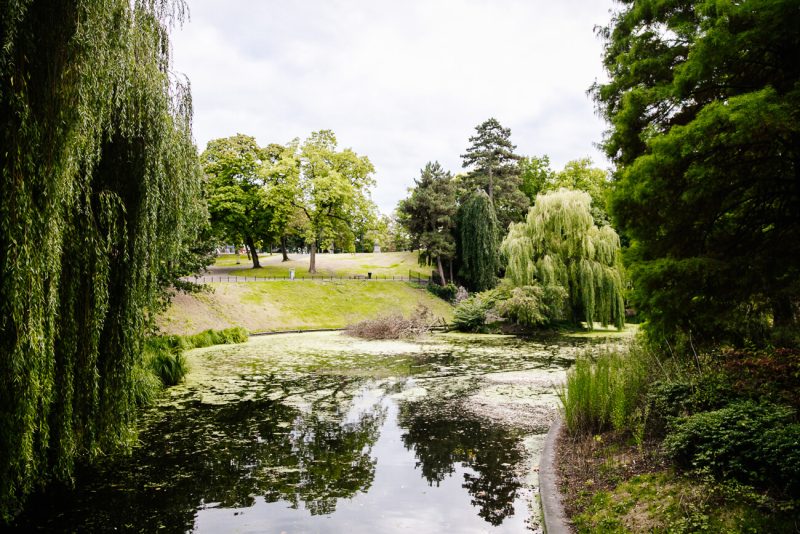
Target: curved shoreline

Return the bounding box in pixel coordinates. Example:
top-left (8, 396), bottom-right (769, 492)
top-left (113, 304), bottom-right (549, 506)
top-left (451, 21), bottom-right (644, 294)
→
top-left (539, 417), bottom-right (570, 533)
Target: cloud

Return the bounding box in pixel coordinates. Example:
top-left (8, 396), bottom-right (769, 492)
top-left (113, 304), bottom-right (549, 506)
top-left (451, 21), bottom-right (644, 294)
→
top-left (172, 0), bottom-right (616, 213)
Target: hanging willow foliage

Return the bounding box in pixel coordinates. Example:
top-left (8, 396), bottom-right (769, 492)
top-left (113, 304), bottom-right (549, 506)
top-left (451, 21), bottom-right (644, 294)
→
top-left (0, 0), bottom-right (203, 520)
top-left (501, 189), bottom-right (625, 329)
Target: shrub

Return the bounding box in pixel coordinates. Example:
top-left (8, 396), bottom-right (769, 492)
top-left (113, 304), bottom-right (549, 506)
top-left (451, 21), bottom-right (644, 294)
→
top-left (131, 362), bottom-right (162, 407)
top-left (663, 400), bottom-right (800, 496)
top-left (452, 295), bottom-right (490, 332)
top-left (559, 344), bottom-right (651, 437)
top-left (495, 285), bottom-right (548, 327)
top-left (149, 350), bottom-right (189, 387)
top-left (345, 305), bottom-right (436, 340)
top-left (427, 282), bottom-right (458, 302)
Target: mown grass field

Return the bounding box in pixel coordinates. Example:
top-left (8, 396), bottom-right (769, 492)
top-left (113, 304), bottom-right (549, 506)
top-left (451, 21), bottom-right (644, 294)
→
top-left (216, 250), bottom-right (426, 278)
top-left (159, 280), bottom-right (453, 335)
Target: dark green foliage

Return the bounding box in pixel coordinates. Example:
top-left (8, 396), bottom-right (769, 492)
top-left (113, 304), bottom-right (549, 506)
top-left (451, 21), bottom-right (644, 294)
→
top-left (0, 0), bottom-right (205, 521)
top-left (594, 0), bottom-right (800, 344)
top-left (663, 401), bottom-right (800, 497)
top-left (457, 190), bottom-right (499, 292)
top-left (495, 286), bottom-right (549, 327)
top-left (149, 351), bottom-right (189, 387)
top-left (452, 296), bottom-right (490, 332)
top-left (461, 118), bottom-right (529, 230)
top-left (427, 282), bottom-right (458, 303)
top-left (397, 162), bottom-right (457, 285)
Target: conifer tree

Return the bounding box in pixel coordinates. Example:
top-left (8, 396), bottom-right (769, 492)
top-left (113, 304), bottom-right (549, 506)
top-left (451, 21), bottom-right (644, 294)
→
top-left (458, 190), bottom-right (499, 291)
top-left (461, 118), bottom-right (529, 230)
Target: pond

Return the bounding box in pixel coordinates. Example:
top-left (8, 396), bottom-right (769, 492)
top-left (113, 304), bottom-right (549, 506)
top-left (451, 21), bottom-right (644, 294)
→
top-left (14, 331), bottom-right (619, 533)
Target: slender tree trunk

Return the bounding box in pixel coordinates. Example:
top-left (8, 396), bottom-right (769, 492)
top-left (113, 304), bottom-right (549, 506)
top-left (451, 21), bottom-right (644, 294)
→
top-left (309, 241), bottom-right (317, 273)
top-left (245, 235), bottom-right (261, 269)
top-left (281, 236), bottom-right (289, 262)
top-left (437, 255), bottom-right (446, 286)
top-left (449, 259), bottom-right (454, 285)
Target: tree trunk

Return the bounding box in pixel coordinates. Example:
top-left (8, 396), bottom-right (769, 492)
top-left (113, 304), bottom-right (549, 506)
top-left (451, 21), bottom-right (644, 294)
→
top-left (449, 259), bottom-right (454, 286)
top-left (281, 236), bottom-right (289, 262)
top-left (245, 235), bottom-right (260, 269)
top-left (437, 255), bottom-right (447, 286)
top-left (309, 241), bottom-right (317, 273)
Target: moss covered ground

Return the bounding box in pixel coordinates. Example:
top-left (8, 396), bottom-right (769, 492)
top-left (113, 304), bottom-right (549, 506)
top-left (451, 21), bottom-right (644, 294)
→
top-left (159, 280), bottom-right (453, 335)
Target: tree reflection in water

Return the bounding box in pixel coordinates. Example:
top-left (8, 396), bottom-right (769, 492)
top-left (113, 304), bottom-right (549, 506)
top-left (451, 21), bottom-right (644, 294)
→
top-left (398, 399), bottom-right (527, 526)
top-left (14, 389), bottom-right (384, 531)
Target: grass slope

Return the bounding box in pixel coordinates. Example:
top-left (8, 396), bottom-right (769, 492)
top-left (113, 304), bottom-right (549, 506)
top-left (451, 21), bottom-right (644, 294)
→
top-left (217, 251), bottom-right (426, 278)
top-left (160, 280), bottom-right (452, 335)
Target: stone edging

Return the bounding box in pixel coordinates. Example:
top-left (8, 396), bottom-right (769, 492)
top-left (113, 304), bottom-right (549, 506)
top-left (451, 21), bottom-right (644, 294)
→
top-left (539, 416), bottom-right (570, 534)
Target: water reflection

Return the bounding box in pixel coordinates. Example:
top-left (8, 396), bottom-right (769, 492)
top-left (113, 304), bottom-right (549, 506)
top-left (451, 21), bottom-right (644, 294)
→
top-left (399, 399), bottom-right (527, 526)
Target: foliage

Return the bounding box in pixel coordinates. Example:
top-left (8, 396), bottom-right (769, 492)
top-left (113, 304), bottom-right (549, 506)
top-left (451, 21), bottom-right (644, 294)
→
top-left (0, 0), bottom-right (205, 521)
top-left (594, 0), bottom-right (800, 344)
top-left (344, 305), bottom-right (436, 340)
top-left (148, 350), bottom-right (189, 387)
top-left (518, 155), bottom-right (555, 203)
top-left (501, 189), bottom-right (625, 329)
top-left (549, 159), bottom-right (611, 226)
top-left (427, 282), bottom-right (458, 303)
top-left (457, 190), bottom-right (499, 292)
top-left (559, 345), bottom-right (650, 437)
top-left (397, 162), bottom-right (457, 284)
top-left (663, 401), bottom-right (800, 497)
top-left (202, 135), bottom-right (274, 268)
top-left (460, 118), bottom-right (529, 229)
top-left (452, 295), bottom-right (492, 332)
top-left (495, 286), bottom-right (549, 328)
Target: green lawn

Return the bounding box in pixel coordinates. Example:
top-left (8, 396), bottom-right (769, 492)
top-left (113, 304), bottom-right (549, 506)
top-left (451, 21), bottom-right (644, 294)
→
top-left (216, 251), bottom-right (426, 279)
top-left (159, 280), bottom-right (452, 335)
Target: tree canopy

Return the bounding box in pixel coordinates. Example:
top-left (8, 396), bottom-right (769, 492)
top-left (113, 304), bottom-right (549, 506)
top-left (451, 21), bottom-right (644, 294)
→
top-left (501, 190), bottom-right (625, 329)
top-left (202, 135), bottom-right (273, 268)
top-left (398, 162), bottom-right (457, 285)
top-left (461, 118), bottom-right (529, 230)
top-left (594, 0), bottom-right (800, 343)
top-left (458, 190), bottom-right (500, 292)
top-left (1, 0), bottom-right (204, 520)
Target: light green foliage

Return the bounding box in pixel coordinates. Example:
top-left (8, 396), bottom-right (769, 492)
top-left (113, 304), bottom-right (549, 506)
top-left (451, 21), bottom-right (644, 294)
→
top-left (460, 118), bottom-right (529, 229)
top-left (452, 296), bottom-right (491, 332)
top-left (202, 135), bottom-right (273, 268)
top-left (457, 190), bottom-right (499, 291)
top-left (594, 0), bottom-right (800, 343)
top-left (397, 162), bottom-right (457, 284)
top-left (549, 159), bottom-right (611, 226)
top-left (502, 190), bottom-right (625, 329)
top-left (0, 0), bottom-right (204, 519)
top-left (518, 155), bottom-right (555, 203)
top-left (559, 346), bottom-right (650, 437)
top-left (495, 285), bottom-right (554, 328)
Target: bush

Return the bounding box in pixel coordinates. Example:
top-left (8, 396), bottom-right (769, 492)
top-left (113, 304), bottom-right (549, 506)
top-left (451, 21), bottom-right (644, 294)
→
top-left (663, 400), bottom-right (800, 496)
top-left (495, 285), bottom-right (548, 327)
top-left (452, 295), bottom-right (490, 332)
top-left (345, 305), bottom-right (436, 340)
top-left (427, 282), bottom-right (458, 302)
top-left (559, 344), bottom-right (651, 437)
top-left (149, 350), bottom-right (189, 387)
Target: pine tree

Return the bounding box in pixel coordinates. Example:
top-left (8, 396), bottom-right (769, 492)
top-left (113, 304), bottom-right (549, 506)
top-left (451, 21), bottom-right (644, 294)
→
top-left (461, 118), bottom-right (529, 230)
top-left (397, 162), bottom-right (457, 284)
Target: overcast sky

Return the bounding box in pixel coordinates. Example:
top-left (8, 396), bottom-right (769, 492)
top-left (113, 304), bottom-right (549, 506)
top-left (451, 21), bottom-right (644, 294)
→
top-left (171, 0), bottom-right (617, 214)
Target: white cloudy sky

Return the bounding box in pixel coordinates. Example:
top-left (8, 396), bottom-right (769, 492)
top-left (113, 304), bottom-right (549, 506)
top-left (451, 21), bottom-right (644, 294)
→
top-left (171, 0), bottom-right (617, 214)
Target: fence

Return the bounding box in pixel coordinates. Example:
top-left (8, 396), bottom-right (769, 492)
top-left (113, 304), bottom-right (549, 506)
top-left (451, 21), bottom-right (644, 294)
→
top-left (187, 271), bottom-right (434, 283)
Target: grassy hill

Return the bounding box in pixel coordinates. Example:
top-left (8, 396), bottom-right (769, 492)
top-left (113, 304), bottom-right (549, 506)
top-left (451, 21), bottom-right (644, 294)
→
top-left (159, 280), bottom-right (452, 335)
top-left (218, 250), bottom-right (427, 279)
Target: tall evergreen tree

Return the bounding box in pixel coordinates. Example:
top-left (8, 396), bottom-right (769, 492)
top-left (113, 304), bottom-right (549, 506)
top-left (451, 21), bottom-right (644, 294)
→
top-left (1, 0), bottom-right (203, 520)
top-left (594, 0), bottom-right (800, 343)
top-left (458, 190), bottom-right (499, 291)
top-left (461, 118), bottom-right (529, 230)
top-left (397, 162), bottom-right (457, 285)
top-left (501, 190), bottom-right (625, 329)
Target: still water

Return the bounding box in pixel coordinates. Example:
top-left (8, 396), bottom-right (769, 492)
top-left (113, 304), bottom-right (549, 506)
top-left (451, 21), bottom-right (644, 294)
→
top-left (14, 332), bottom-right (609, 533)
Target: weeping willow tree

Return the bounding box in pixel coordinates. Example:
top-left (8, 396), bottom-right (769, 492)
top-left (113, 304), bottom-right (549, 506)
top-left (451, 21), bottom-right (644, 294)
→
top-left (458, 189), bottom-right (499, 291)
top-left (0, 0), bottom-right (203, 520)
top-left (501, 189), bottom-right (625, 329)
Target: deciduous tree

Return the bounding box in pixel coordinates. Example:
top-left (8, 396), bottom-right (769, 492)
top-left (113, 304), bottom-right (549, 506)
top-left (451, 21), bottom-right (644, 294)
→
top-left (594, 0), bottom-right (800, 342)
